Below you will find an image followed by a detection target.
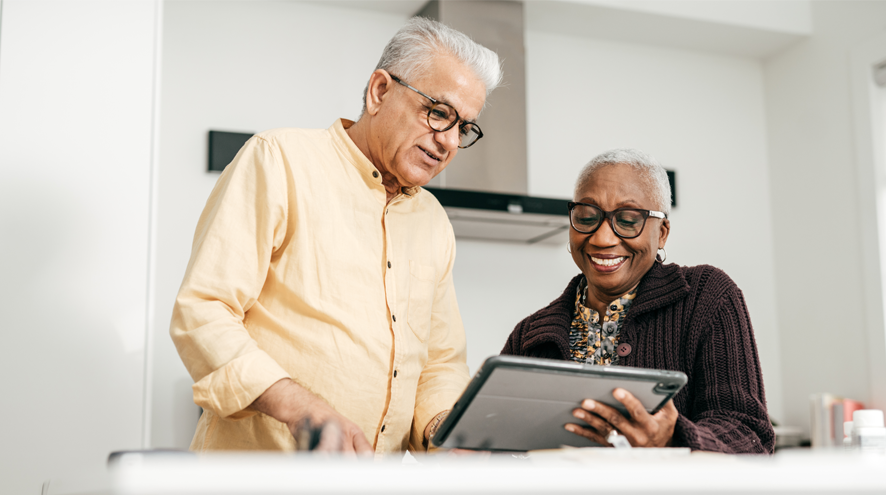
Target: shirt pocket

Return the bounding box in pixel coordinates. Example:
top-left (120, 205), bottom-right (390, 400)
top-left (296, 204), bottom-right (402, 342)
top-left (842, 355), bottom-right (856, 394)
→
top-left (407, 260), bottom-right (436, 343)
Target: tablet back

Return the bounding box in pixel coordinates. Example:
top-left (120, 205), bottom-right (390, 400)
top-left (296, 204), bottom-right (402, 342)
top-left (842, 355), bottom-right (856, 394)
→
top-left (436, 357), bottom-right (686, 451)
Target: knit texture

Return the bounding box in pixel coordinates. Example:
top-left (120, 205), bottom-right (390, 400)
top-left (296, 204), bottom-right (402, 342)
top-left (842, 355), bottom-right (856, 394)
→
top-left (501, 262), bottom-right (775, 454)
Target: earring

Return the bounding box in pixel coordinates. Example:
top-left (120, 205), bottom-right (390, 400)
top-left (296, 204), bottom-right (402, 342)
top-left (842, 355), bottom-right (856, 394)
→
top-left (567, 243), bottom-right (572, 254)
top-left (656, 247), bottom-right (667, 263)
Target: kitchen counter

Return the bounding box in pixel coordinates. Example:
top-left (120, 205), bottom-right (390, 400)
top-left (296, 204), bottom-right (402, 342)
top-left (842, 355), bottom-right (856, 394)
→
top-left (110, 448), bottom-right (886, 494)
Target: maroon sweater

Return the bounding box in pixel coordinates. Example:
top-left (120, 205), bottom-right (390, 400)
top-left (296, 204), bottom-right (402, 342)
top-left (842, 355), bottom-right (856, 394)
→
top-left (501, 262), bottom-right (774, 454)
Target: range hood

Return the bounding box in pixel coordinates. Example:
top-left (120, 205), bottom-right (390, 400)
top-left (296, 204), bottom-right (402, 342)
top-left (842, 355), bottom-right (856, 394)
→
top-left (425, 187), bottom-right (570, 244)
top-left (418, 0), bottom-right (572, 245)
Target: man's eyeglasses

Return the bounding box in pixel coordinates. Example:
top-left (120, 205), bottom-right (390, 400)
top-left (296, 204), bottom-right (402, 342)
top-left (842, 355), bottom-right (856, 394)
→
top-left (389, 74), bottom-right (483, 149)
top-left (568, 202), bottom-right (667, 239)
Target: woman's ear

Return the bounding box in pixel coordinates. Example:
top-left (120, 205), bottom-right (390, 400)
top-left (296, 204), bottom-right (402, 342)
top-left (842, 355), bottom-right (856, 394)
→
top-left (364, 69), bottom-right (393, 117)
top-left (658, 218), bottom-right (670, 249)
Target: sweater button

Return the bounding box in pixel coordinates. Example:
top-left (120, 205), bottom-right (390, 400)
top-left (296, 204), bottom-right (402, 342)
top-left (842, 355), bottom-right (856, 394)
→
top-left (617, 343), bottom-right (632, 357)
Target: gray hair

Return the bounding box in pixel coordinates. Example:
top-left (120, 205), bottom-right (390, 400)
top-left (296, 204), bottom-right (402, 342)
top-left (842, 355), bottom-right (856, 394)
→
top-left (361, 16), bottom-right (502, 113)
top-left (575, 149), bottom-right (672, 215)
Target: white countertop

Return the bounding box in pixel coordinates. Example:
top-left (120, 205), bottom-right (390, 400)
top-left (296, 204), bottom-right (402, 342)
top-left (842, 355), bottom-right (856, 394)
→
top-left (110, 448), bottom-right (886, 495)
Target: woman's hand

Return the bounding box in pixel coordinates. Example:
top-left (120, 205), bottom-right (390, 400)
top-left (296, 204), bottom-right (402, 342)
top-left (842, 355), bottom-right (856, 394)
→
top-left (565, 388), bottom-right (678, 448)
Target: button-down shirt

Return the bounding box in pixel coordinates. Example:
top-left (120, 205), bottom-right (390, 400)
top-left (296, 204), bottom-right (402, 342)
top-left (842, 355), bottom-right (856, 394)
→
top-left (170, 119), bottom-right (470, 454)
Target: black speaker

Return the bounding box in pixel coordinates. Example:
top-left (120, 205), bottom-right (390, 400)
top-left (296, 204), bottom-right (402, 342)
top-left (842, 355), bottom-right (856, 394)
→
top-left (208, 130), bottom-right (254, 172)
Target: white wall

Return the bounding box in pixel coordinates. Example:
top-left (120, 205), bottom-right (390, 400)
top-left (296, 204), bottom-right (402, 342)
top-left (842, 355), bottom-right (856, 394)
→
top-left (849, 29), bottom-right (886, 421)
top-left (455, 240), bottom-right (579, 374)
top-left (0, 1), bottom-right (158, 493)
top-left (764, 0), bottom-right (886, 432)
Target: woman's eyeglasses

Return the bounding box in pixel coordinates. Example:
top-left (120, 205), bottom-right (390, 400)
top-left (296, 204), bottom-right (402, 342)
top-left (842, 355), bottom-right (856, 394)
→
top-left (568, 202), bottom-right (667, 239)
top-left (389, 74), bottom-right (483, 149)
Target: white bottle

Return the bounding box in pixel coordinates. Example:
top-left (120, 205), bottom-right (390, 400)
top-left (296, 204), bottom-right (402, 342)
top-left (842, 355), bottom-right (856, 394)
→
top-left (843, 421), bottom-right (854, 449)
top-left (851, 410), bottom-right (886, 452)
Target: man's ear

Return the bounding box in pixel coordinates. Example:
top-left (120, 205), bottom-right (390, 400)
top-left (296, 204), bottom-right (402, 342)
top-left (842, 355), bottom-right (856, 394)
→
top-left (365, 69), bottom-right (393, 117)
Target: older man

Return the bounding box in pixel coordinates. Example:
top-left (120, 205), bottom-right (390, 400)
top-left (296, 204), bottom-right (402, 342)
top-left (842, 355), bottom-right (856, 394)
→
top-left (170, 17), bottom-right (501, 454)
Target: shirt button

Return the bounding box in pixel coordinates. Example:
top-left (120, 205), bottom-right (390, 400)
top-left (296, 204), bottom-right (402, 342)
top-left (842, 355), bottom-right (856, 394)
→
top-left (617, 343), bottom-right (632, 357)
top-left (386, 209), bottom-right (389, 215)
top-left (392, 315), bottom-right (397, 322)
top-left (372, 171), bottom-right (379, 178)
top-left (387, 261), bottom-right (392, 269)
top-left (394, 370), bottom-right (398, 378)
top-left (381, 425), bottom-right (386, 432)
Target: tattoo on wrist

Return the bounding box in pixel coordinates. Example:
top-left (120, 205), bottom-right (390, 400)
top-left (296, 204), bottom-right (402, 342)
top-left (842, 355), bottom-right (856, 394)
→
top-left (424, 411), bottom-right (449, 448)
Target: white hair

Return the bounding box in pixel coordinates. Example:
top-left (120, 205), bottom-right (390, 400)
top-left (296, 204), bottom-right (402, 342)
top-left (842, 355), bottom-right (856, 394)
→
top-left (575, 149), bottom-right (672, 215)
top-left (361, 16), bottom-right (502, 113)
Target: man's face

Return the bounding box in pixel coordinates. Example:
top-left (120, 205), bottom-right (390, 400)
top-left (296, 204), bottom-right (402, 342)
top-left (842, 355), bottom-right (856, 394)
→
top-left (370, 55), bottom-right (486, 189)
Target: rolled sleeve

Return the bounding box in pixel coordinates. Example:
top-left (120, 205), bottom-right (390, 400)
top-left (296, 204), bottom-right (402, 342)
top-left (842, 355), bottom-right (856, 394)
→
top-left (191, 350), bottom-right (290, 419)
top-left (170, 135), bottom-right (291, 420)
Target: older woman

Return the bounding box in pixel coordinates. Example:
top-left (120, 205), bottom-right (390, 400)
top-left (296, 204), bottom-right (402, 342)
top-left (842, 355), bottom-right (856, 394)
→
top-left (501, 149), bottom-right (774, 454)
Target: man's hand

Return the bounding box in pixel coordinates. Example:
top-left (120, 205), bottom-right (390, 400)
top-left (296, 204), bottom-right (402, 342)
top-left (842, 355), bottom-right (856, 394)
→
top-left (564, 388), bottom-right (678, 448)
top-left (252, 378), bottom-right (373, 454)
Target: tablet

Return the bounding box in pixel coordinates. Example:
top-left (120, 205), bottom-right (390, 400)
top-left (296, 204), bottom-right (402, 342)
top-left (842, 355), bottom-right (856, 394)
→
top-left (431, 355), bottom-right (687, 451)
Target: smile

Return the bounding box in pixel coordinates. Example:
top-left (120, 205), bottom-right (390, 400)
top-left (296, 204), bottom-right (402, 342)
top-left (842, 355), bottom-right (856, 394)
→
top-left (591, 256), bottom-right (626, 267)
top-left (419, 146), bottom-right (442, 162)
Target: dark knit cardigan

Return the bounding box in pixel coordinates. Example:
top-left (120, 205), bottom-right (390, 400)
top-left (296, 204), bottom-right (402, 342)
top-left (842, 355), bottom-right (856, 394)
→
top-left (501, 262), bottom-right (775, 454)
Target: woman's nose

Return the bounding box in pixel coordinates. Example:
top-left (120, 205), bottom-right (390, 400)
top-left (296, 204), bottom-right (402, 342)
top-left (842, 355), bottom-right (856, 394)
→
top-left (590, 218), bottom-right (620, 246)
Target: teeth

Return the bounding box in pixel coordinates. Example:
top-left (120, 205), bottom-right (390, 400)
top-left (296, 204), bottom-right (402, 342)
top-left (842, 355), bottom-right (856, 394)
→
top-left (422, 148), bottom-right (441, 161)
top-left (591, 256), bottom-right (625, 266)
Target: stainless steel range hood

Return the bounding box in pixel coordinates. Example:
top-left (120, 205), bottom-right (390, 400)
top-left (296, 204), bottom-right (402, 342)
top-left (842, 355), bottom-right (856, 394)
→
top-left (424, 187), bottom-right (570, 244)
top-left (418, 0), bottom-right (571, 245)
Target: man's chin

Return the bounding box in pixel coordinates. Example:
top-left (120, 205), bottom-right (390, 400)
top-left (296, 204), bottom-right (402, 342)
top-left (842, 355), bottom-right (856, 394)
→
top-left (404, 170), bottom-right (439, 189)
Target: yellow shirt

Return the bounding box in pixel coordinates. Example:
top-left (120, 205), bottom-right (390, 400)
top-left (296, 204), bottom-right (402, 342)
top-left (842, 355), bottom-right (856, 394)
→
top-left (170, 119), bottom-right (470, 454)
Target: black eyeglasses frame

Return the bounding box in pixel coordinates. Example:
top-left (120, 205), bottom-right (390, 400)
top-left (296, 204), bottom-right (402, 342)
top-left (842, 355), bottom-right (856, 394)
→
top-left (388, 74), bottom-right (483, 149)
top-left (567, 201), bottom-right (667, 239)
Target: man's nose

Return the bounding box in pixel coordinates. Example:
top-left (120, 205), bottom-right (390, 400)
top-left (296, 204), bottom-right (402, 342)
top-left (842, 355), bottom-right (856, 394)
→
top-left (434, 125), bottom-right (460, 151)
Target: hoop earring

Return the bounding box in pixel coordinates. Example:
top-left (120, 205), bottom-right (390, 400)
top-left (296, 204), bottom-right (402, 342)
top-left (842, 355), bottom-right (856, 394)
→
top-left (656, 247), bottom-right (667, 263)
top-left (567, 243), bottom-right (572, 254)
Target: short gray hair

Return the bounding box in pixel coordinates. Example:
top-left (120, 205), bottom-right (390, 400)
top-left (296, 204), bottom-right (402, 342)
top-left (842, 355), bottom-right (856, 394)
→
top-left (575, 149), bottom-right (672, 215)
top-left (361, 16), bottom-right (502, 113)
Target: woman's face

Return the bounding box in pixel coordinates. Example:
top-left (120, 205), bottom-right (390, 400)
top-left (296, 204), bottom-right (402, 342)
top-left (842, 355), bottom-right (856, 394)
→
top-left (570, 163), bottom-right (670, 306)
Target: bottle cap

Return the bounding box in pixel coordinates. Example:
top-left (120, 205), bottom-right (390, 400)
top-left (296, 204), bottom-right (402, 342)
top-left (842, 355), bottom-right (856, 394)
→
top-left (844, 421), bottom-right (854, 437)
top-left (853, 409), bottom-right (884, 428)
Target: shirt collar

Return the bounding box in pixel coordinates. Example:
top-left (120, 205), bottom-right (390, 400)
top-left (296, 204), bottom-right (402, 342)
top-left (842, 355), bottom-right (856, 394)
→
top-left (576, 276), bottom-right (639, 315)
top-left (329, 119), bottom-right (421, 198)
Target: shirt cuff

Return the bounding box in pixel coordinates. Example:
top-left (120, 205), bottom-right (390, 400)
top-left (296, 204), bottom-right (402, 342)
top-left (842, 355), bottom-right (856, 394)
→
top-left (192, 350), bottom-right (290, 420)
